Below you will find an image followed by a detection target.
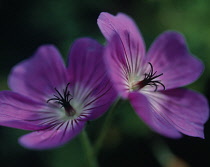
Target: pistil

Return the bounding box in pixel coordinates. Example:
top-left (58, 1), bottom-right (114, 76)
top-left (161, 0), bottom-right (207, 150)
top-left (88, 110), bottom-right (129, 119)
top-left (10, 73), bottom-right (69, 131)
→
top-left (47, 83), bottom-right (76, 117)
top-left (132, 62), bottom-right (165, 91)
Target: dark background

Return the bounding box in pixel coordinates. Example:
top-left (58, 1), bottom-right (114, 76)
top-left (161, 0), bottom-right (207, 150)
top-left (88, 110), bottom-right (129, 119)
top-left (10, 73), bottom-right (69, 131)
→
top-left (1, 0), bottom-right (210, 166)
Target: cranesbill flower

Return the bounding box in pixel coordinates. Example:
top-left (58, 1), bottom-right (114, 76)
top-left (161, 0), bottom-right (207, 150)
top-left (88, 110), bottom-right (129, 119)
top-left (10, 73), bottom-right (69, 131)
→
top-left (0, 38), bottom-right (116, 149)
top-left (98, 12), bottom-right (209, 138)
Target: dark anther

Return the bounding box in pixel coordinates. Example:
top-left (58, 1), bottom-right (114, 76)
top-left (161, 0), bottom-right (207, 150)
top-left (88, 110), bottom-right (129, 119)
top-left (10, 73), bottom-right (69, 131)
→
top-left (47, 83), bottom-right (76, 116)
top-left (133, 62), bottom-right (165, 91)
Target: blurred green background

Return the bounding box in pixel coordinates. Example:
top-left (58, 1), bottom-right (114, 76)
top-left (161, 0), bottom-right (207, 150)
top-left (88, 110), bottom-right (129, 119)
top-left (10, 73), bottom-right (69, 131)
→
top-left (1, 0), bottom-right (210, 166)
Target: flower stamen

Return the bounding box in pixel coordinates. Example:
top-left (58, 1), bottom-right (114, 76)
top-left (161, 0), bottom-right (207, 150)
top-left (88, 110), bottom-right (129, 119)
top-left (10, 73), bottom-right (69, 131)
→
top-left (133, 62), bottom-right (165, 91)
top-left (47, 83), bottom-right (76, 116)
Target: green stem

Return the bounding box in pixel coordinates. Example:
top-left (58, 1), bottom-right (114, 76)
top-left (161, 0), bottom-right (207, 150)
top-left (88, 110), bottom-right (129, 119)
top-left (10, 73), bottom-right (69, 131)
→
top-left (94, 98), bottom-right (122, 155)
top-left (80, 130), bottom-right (99, 167)
top-left (151, 137), bottom-right (176, 167)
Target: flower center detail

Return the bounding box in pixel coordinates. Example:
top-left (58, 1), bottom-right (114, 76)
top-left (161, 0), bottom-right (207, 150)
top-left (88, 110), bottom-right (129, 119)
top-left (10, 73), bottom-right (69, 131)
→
top-left (47, 83), bottom-right (76, 117)
top-left (132, 62), bottom-right (165, 91)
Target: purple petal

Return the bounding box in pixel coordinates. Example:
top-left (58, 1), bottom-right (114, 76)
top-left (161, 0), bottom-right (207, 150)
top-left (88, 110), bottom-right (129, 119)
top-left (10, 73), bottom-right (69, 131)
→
top-left (67, 38), bottom-right (105, 88)
top-left (128, 92), bottom-right (182, 138)
top-left (67, 38), bottom-right (117, 119)
top-left (79, 79), bottom-right (117, 120)
top-left (158, 88), bottom-right (209, 138)
top-left (129, 89), bottom-right (209, 138)
top-left (104, 35), bottom-right (132, 98)
top-left (97, 12), bottom-right (145, 57)
top-left (146, 31), bottom-right (204, 90)
top-left (0, 91), bottom-right (49, 130)
top-left (8, 45), bottom-right (68, 101)
top-left (98, 13), bottom-right (147, 98)
top-left (19, 120), bottom-right (85, 150)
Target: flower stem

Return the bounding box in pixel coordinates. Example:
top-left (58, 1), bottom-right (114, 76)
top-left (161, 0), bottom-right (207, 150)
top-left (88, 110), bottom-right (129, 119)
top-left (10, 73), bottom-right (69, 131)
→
top-left (94, 98), bottom-right (122, 155)
top-left (80, 130), bottom-right (99, 167)
top-left (151, 137), bottom-right (181, 167)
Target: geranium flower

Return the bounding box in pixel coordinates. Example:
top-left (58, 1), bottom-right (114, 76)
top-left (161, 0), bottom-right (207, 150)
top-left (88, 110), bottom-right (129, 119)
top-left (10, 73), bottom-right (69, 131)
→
top-left (0, 38), bottom-right (116, 149)
top-left (98, 12), bottom-right (209, 138)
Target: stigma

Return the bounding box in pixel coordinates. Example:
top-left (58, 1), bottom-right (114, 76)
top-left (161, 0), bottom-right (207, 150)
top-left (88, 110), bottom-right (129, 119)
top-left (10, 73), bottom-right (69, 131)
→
top-left (47, 83), bottom-right (76, 117)
top-left (132, 62), bottom-right (165, 91)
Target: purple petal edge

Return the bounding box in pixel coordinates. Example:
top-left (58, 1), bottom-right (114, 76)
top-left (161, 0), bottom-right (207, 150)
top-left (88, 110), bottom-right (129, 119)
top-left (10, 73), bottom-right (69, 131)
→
top-left (8, 45), bottom-right (68, 101)
top-left (129, 88), bottom-right (209, 139)
top-left (0, 91), bottom-right (49, 130)
top-left (129, 92), bottom-right (182, 138)
top-left (19, 120), bottom-right (85, 150)
top-left (146, 31), bottom-right (204, 90)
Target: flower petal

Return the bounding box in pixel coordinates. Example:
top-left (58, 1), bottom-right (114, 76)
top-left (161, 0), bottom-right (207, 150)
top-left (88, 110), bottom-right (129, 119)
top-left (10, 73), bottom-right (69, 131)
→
top-left (104, 35), bottom-right (132, 98)
top-left (129, 88), bottom-right (209, 138)
top-left (19, 120), bottom-right (85, 150)
top-left (0, 91), bottom-right (49, 130)
top-left (67, 38), bottom-right (104, 88)
top-left (98, 13), bottom-right (147, 98)
top-left (129, 92), bottom-right (182, 138)
top-left (8, 45), bottom-right (68, 101)
top-left (146, 31), bottom-right (204, 90)
top-left (157, 88), bottom-right (209, 138)
top-left (67, 38), bottom-right (117, 119)
top-left (97, 12), bottom-right (145, 57)
top-left (78, 79), bottom-right (117, 120)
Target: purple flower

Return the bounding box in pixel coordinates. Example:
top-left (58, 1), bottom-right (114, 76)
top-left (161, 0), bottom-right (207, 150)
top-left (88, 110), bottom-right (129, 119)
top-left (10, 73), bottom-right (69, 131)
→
top-left (0, 38), bottom-right (116, 149)
top-left (98, 12), bottom-right (209, 138)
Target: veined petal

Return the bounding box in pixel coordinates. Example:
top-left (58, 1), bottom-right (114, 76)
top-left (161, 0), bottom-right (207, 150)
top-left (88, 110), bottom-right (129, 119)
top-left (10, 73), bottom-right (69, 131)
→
top-left (155, 88), bottom-right (209, 138)
top-left (98, 12), bottom-right (146, 80)
top-left (67, 38), bottom-right (117, 119)
top-left (130, 88), bottom-right (209, 138)
top-left (78, 79), bottom-right (117, 120)
top-left (67, 38), bottom-right (105, 89)
top-left (9, 45), bottom-right (68, 101)
top-left (98, 13), bottom-right (147, 98)
top-left (19, 120), bottom-right (85, 150)
top-left (146, 31), bottom-right (204, 90)
top-left (128, 92), bottom-right (182, 138)
top-left (104, 35), bottom-right (132, 98)
top-left (97, 12), bottom-right (145, 58)
top-left (0, 91), bottom-right (49, 130)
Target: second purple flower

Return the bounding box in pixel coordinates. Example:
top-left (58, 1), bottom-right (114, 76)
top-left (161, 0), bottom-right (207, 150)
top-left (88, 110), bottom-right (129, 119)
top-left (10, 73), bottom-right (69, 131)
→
top-left (98, 12), bottom-right (209, 138)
